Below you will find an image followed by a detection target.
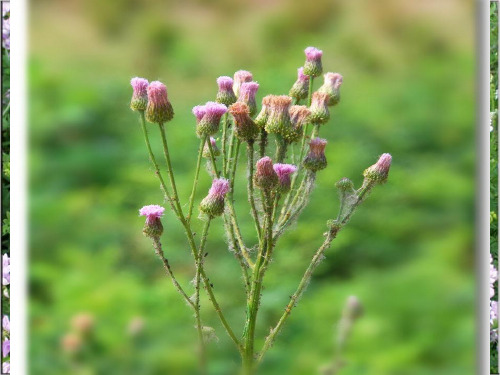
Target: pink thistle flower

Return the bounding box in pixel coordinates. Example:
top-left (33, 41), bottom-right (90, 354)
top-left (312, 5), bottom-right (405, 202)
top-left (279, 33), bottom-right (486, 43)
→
top-left (2, 316), bottom-right (9, 332)
top-left (288, 105), bottom-right (311, 142)
top-left (363, 153), bottom-right (392, 184)
top-left (233, 70), bottom-right (253, 97)
top-left (303, 138), bottom-right (327, 172)
top-left (203, 137), bottom-right (221, 158)
top-left (2, 254), bottom-right (9, 286)
top-left (289, 67), bottom-right (310, 100)
top-left (2, 338), bottom-right (9, 358)
top-left (200, 178), bottom-right (230, 217)
top-left (273, 163), bottom-right (297, 193)
top-left (130, 77), bottom-right (149, 111)
top-left (139, 205), bottom-right (165, 238)
top-left (309, 91), bottom-right (330, 124)
top-left (303, 47), bottom-right (323, 77)
top-left (196, 102), bottom-right (228, 137)
top-left (254, 156), bottom-right (279, 191)
top-left (229, 102), bottom-right (259, 143)
top-left (216, 76), bottom-right (237, 106)
top-left (145, 81), bottom-right (174, 124)
top-left (192, 105), bottom-right (207, 123)
top-left (318, 72), bottom-right (343, 106)
top-left (238, 82), bottom-right (259, 116)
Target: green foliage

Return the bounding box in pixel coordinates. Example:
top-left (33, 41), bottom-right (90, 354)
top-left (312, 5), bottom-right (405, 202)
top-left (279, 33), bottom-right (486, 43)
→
top-left (29, 1), bottom-right (475, 374)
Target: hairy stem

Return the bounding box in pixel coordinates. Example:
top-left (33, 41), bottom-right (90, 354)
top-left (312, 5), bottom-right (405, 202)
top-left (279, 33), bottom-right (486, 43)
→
top-left (222, 113), bottom-right (229, 177)
top-left (187, 136), bottom-right (207, 222)
top-left (247, 142), bottom-right (262, 240)
top-left (259, 128), bottom-right (268, 159)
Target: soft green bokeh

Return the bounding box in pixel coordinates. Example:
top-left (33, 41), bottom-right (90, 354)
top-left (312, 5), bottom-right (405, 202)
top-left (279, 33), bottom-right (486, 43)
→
top-left (29, 1), bottom-right (475, 374)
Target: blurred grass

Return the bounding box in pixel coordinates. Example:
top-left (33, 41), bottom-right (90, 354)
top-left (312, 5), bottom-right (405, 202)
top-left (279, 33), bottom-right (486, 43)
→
top-left (29, 0), bottom-right (475, 374)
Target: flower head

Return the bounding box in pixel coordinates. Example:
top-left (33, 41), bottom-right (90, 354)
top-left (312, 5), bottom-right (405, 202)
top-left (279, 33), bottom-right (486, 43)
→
top-left (2, 253), bottom-right (9, 286)
top-left (139, 204), bottom-right (165, 238)
top-left (146, 81), bottom-right (174, 124)
top-left (229, 102), bottom-right (259, 142)
top-left (303, 46), bottom-right (323, 77)
top-left (309, 92), bottom-right (330, 124)
top-left (2, 338), bottom-right (9, 358)
top-left (254, 156), bottom-right (279, 191)
top-left (273, 163), bottom-right (297, 193)
top-left (216, 76), bottom-right (237, 106)
top-left (192, 105), bottom-right (207, 123)
top-left (2, 316), bottom-right (9, 332)
top-left (200, 178), bottom-right (230, 217)
top-left (203, 137), bottom-right (221, 158)
top-left (238, 82), bottom-right (259, 116)
top-left (363, 153), bottom-right (392, 184)
top-left (289, 67), bottom-right (310, 100)
top-left (264, 95), bottom-right (293, 139)
top-left (130, 77), bottom-right (149, 111)
top-left (288, 105), bottom-right (311, 142)
top-left (196, 102), bottom-right (227, 137)
top-left (233, 70), bottom-right (253, 97)
top-left (318, 72), bottom-right (343, 106)
top-left (303, 138), bottom-right (327, 172)
top-left (2, 361), bottom-right (9, 374)
top-left (255, 95), bottom-right (273, 129)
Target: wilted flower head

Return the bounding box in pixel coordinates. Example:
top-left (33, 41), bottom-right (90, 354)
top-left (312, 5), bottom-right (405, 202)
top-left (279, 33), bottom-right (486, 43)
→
top-left (238, 82), bottom-right (259, 116)
top-left (288, 105), bottom-right (311, 142)
top-left (289, 67), bottom-right (310, 100)
top-left (233, 70), bottom-right (253, 97)
top-left (196, 102), bottom-right (227, 137)
top-left (309, 92), bottom-right (330, 124)
top-left (363, 153), bottom-right (392, 184)
top-left (264, 95), bottom-right (293, 138)
top-left (146, 81), bottom-right (174, 124)
top-left (273, 163), bottom-right (297, 193)
top-left (229, 102), bottom-right (259, 142)
top-left (254, 156), bottom-right (279, 191)
top-left (130, 77), bottom-right (149, 112)
top-left (216, 76), bottom-right (237, 106)
top-left (255, 95), bottom-right (273, 128)
top-left (139, 205), bottom-right (165, 238)
top-left (303, 138), bottom-right (327, 172)
top-left (200, 178), bottom-right (230, 217)
top-left (318, 73), bottom-right (343, 106)
top-left (2, 253), bottom-right (9, 286)
top-left (303, 46), bottom-right (323, 77)
top-left (203, 137), bottom-right (221, 158)
top-left (2, 316), bottom-right (9, 333)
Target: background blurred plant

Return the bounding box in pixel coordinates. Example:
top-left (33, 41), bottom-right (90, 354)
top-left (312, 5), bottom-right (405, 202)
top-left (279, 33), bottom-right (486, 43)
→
top-left (29, 1), bottom-right (475, 374)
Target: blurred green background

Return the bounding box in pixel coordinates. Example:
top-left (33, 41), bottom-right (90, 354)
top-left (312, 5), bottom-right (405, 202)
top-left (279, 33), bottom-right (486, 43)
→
top-left (28, 0), bottom-right (475, 374)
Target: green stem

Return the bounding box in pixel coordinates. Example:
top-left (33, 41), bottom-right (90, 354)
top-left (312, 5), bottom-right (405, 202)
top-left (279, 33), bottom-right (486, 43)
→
top-left (247, 142), bottom-right (262, 240)
top-left (259, 128), bottom-right (268, 159)
top-left (222, 113), bottom-right (229, 177)
top-left (187, 136), bottom-right (207, 223)
top-left (275, 135), bottom-right (288, 163)
top-left (207, 138), bottom-right (220, 178)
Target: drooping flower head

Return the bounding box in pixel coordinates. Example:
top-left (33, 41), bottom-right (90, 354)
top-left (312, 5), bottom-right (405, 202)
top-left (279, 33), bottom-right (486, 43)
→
top-left (255, 95), bottom-right (273, 128)
top-left (216, 76), bottom-right (237, 106)
top-left (309, 91), bottom-right (330, 124)
top-left (196, 102), bottom-right (228, 137)
top-left (2, 316), bottom-right (9, 332)
top-left (264, 95), bottom-right (293, 138)
top-left (130, 77), bottom-right (149, 112)
top-left (363, 153), bottom-right (392, 184)
top-left (273, 163), bottom-right (297, 193)
top-left (192, 105), bottom-right (207, 123)
top-left (203, 137), bottom-right (221, 158)
top-left (303, 46), bottom-right (323, 77)
top-left (2, 253), bottom-right (9, 286)
top-left (139, 204), bottom-right (165, 238)
top-left (229, 102), bottom-right (259, 143)
top-left (254, 156), bottom-right (279, 191)
top-left (238, 82), bottom-right (259, 116)
top-left (146, 81), bottom-right (174, 124)
top-left (318, 72), bottom-right (343, 106)
top-left (200, 178), bottom-right (230, 217)
top-left (233, 70), bottom-right (253, 97)
top-left (289, 67), bottom-right (310, 100)
top-left (303, 138), bottom-right (327, 172)
top-left (288, 105), bottom-right (311, 142)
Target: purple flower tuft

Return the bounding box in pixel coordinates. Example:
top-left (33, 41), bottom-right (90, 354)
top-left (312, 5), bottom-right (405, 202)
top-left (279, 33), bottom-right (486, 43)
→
top-left (130, 77), bottom-right (149, 111)
top-left (254, 156), bottom-right (279, 191)
top-left (304, 46), bottom-right (323, 61)
top-left (146, 81), bottom-right (174, 123)
top-left (303, 47), bottom-right (323, 77)
top-left (192, 105), bottom-right (207, 122)
top-left (2, 338), bottom-right (9, 358)
top-left (217, 76), bottom-right (234, 91)
top-left (2, 361), bottom-right (9, 374)
top-left (2, 254), bottom-right (9, 286)
top-left (216, 76), bottom-right (237, 106)
top-left (233, 70), bottom-right (253, 97)
top-left (204, 102), bottom-right (228, 118)
top-left (273, 163), bottom-right (297, 192)
top-left (139, 205), bottom-right (165, 224)
top-left (208, 178), bottom-right (230, 199)
top-left (196, 102), bottom-right (227, 137)
top-left (298, 67), bottom-right (309, 82)
top-left (200, 178), bottom-right (230, 217)
top-left (2, 316), bottom-right (9, 332)
top-left (363, 153), bottom-right (392, 184)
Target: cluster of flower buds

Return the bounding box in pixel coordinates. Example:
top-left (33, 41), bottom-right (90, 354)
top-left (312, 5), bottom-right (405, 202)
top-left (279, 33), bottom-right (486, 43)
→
top-left (318, 73), bottom-right (343, 106)
top-left (229, 102), bottom-right (259, 143)
top-left (289, 67), bottom-right (310, 101)
top-left (139, 205), bottom-right (165, 239)
top-left (193, 102), bottom-right (228, 137)
top-left (146, 81), bottom-right (174, 124)
top-left (199, 178), bottom-right (230, 217)
top-left (363, 153), bottom-right (392, 184)
top-left (303, 138), bottom-right (328, 172)
top-left (216, 76), bottom-right (237, 106)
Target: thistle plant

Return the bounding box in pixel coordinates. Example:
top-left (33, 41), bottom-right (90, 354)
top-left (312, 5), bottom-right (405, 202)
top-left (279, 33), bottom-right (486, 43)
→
top-left (130, 46), bottom-right (392, 374)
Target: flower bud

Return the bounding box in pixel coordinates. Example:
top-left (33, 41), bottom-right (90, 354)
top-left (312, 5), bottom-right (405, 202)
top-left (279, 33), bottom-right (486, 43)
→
top-left (139, 204), bottom-right (165, 238)
top-left (229, 102), bottom-right (259, 143)
top-left (196, 102), bottom-right (228, 137)
top-left (287, 105), bottom-right (311, 143)
top-left (254, 95), bottom-right (273, 128)
top-left (303, 138), bottom-right (327, 172)
top-left (202, 137), bottom-right (221, 158)
top-left (233, 70), bottom-right (253, 98)
top-left (309, 92), bottom-right (330, 124)
top-left (216, 76), bottom-right (237, 106)
top-left (318, 73), bottom-right (343, 106)
top-left (264, 95), bottom-right (293, 138)
top-left (363, 153), bottom-right (392, 184)
top-left (254, 156), bottom-right (279, 191)
top-left (335, 177), bottom-right (355, 193)
top-left (145, 81), bottom-right (174, 124)
top-left (273, 163), bottom-right (297, 193)
top-left (303, 46), bottom-right (323, 77)
top-left (238, 82), bottom-right (259, 116)
top-left (130, 77), bottom-right (148, 111)
top-left (289, 67), bottom-right (310, 100)
top-left (199, 178), bottom-right (230, 217)
top-left (343, 296), bottom-right (363, 320)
